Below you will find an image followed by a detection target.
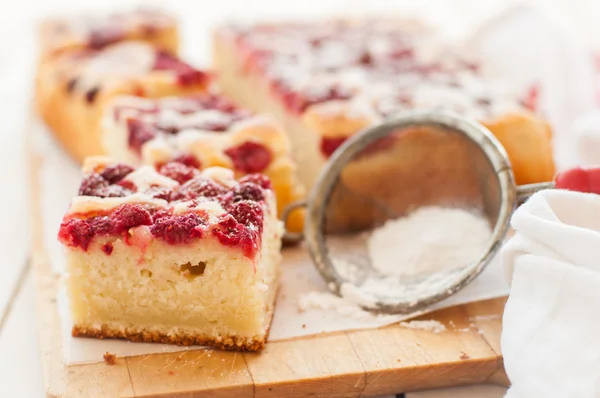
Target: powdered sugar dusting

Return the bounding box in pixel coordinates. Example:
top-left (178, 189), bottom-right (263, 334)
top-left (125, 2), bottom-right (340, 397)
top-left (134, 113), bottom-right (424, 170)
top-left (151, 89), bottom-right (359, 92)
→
top-left (368, 206), bottom-right (492, 278)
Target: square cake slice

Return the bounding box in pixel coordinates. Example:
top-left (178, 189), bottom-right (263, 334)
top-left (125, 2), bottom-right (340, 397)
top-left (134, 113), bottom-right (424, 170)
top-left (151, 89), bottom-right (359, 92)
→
top-left (38, 7), bottom-right (179, 58)
top-left (214, 19), bottom-right (555, 188)
top-left (102, 94), bottom-right (306, 232)
top-left (36, 41), bottom-right (210, 163)
top-left (57, 157), bottom-right (282, 351)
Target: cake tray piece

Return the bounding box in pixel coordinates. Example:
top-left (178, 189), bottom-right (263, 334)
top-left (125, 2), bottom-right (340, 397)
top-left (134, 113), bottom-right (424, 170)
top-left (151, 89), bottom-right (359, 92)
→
top-left (57, 156), bottom-right (283, 351)
top-left (102, 93), bottom-right (306, 232)
top-left (214, 19), bottom-right (555, 189)
top-left (38, 7), bottom-right (179, 58)
top-left (36, 40), bottom-right (210, 163)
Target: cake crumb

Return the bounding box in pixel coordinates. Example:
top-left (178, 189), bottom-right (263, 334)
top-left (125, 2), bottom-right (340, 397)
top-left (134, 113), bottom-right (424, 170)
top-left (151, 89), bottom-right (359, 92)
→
top-left (103, 352), bottom-right (116, 365)
top-left (400, 320), bottom-right (446, 333)
top-left (168, 371), bottom-right (175, 375)
top-left (302, 324), bottom-right (306, 328)
top-left (460, 351), bottom-right (470, 360)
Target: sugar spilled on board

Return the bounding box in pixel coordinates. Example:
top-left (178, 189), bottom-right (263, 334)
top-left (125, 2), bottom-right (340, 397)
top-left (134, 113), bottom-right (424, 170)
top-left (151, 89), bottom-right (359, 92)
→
top-left (297, 205), bottom-right (492, 320)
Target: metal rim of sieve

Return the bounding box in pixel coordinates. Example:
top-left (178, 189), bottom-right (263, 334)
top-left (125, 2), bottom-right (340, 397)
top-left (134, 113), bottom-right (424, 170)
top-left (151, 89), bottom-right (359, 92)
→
top-left (283, 110), bottom-right (525, 314)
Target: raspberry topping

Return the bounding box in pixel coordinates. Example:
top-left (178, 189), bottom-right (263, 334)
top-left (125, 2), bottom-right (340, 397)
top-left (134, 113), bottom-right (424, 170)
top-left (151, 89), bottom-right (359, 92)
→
top-left (211, 214), bottom-right (259, 258)
top-left (153, 51), bottom-right (208, 86)
top-left (179, 177), bottom-right (228, 199)
top-left (277, 83), bottom-right (353, 114)
top-left (111, 204), bottom-right (152, 234)
top-left (58, 218), bottom-right (94, 250)
top-left (100, 164), bottom-right (134, 184)
top-left (127, 119), bottom-right (157, 154)
top-left (232, 182), bottom-right (265, 203)
top-left (89, 29), bottom-right (124, 50)
top-left (238, 174), bottom-right (272, 190)
top-left (173, 154), bottom-right (202, 169)
top-left (149, 213), bottom-right (206, 244)
top-left (320, 137), bottom-right (348, 158)
top-left (79, 174), bottom-right (108, 196)
top-left (158, 162), bottom-right (200, 184)
top-left (89, 216), bottom-right (114, 235)
top-left (229, 201), bottom-right (263, 231)
top-left (62, 162), bottom-right (272, 257)
top-left (78, 171), bottom-right (134, 198)
top-left (146, 186), bottom-right (178, 201)
top-left (101, 242), bottom-right (114, 255)
top-left (224, 142), bottom-right (272, 173)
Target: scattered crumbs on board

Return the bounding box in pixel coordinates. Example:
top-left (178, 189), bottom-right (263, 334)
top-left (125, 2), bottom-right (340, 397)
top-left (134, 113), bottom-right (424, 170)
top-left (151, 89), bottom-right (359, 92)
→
top-left (399, 320), bottom-right (446, 333)
top-left (460, 351), bottom-right (470, 360)
top-left (103, 352), bottom-right (116, 365)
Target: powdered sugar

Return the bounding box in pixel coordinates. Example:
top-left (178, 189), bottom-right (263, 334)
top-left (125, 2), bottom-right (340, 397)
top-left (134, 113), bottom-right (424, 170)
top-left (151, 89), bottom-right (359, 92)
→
top-left (368, 206), bottom-right (492, 278)
top-left (330, 206), bottom-right (493, 310)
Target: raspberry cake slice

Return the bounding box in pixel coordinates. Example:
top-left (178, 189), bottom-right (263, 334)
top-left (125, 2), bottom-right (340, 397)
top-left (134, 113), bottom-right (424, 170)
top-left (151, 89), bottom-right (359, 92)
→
top-left (39, 7), bottom-right (178, 58)
top-left (214, 19), bottom-right (555, 187)
top-left (36, 41), bottom-right (210, 162)
top-left (57, 157), bottom-right (282, 351)
top-left (102, 94), bottom-right (305, 232)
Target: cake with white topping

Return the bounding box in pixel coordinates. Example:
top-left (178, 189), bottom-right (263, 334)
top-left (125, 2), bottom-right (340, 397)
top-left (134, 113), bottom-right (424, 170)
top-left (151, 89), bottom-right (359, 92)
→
top-left (57, 157), bottom-right (282, 351)
top-left (38, 7), bottom-right (178, 58)
top-left (102, 93), bottom-right (305, 232)
top-left (214, 19), bottom-right (555, 187)
top-left (36, 40), bottom-right (210, 162)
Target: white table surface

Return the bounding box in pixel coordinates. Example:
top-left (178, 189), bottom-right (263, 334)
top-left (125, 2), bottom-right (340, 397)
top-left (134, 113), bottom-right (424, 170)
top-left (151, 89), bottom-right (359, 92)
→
top-left (0, 0), bottom-right (595, 396)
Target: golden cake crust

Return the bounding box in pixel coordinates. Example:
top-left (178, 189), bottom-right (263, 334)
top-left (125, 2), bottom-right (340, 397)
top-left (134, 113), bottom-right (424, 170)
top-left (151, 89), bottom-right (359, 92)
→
top-left (71, 317), bottom-right (273, 352)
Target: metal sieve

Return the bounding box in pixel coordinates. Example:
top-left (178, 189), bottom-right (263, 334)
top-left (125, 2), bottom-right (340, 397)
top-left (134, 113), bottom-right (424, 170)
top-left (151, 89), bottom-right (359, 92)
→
top-left (281, 110), bottom-right (553, 314)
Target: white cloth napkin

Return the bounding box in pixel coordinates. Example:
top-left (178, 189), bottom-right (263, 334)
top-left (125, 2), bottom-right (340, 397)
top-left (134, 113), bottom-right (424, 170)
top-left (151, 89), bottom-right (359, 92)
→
top-left (501, 189), bottom-right (600, 397)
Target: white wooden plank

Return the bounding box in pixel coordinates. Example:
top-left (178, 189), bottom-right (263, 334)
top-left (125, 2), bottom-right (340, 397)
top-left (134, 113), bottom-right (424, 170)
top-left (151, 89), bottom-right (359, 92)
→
top-left (0, 272), bottom-right (44, 397)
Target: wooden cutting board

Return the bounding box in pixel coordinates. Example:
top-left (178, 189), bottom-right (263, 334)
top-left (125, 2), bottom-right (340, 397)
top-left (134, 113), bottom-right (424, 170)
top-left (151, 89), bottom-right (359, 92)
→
top-left (29, 134), bottom-right (509, 398)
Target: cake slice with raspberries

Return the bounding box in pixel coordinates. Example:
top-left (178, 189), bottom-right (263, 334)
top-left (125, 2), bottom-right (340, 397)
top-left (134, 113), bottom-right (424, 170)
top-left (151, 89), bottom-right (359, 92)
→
top-left (214, 19), bottom-right (555, 188)
top-left (38, 7), bottom-right (178, 58)
top-left (36, 41), bottom-right (210, 162)
top-left (57, 157), bottom-right (282, 351)
top-left (102, 93), bottom-right (305, 232)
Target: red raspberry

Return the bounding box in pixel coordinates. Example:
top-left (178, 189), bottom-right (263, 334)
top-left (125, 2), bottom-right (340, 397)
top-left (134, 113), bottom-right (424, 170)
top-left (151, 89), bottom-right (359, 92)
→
top-left (180, 178), bottom-right (228, 199)
top-left (58, 218), bottom-right (94, 250)
top-left (238, 174), bottom-right (272, 190)
top-left (229, 201), bottom-right (263, 230)
top-left (78, 174), bottom-right (108, 196)
top-left (232, 182), bottom-right (264, 203)
top-left (224, 142), bottom-right (272, 173)
top-left (150, 213), bottom-right (205, 244)
top-left (127, 119), bottom-right (157, 154)
top-left (158, 162), bottom-right (199, 184)
top-left (100, 164), bottom-right (134, 184)
top-left (173, 154), bottom-right (202, 169)
top-left (153, 51), bottom-right (208, 86)
top-left (89, 216), bottom-right (114, 235)
top-left (111, 204), bottom-right (152, 234)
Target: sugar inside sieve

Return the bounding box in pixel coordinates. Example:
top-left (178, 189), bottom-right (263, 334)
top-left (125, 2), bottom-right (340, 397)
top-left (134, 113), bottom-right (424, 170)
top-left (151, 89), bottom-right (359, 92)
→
top-left (282, 110), bottom-right (555, 314)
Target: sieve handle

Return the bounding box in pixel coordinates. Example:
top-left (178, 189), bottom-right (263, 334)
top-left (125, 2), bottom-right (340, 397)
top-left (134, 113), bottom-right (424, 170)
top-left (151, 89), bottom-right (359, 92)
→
top-left (516, 166), bottom-right (600, 201)
top-left (516, 181), bottom-right (555, 201)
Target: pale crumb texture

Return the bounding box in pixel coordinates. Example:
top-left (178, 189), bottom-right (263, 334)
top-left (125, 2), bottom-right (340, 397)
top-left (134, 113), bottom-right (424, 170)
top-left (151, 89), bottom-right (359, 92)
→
top-left (399, 320), bottom-right (447, 333)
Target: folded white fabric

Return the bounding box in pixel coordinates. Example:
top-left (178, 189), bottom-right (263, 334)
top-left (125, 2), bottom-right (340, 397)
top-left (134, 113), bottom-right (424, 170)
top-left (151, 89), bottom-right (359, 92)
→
top-left (502, 189), bottom-right (600, 397)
